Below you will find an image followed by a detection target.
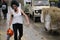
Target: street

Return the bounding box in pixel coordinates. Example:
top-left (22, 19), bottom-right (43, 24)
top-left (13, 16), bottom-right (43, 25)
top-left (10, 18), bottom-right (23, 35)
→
top-left (0, 7), bottom-right (60, 40)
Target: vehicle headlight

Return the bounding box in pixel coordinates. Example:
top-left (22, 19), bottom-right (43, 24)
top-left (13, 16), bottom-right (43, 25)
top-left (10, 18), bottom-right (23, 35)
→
top-left (35, 10), bottom-right (38, 13)
top-left (35, 10), bottom-right (41, 14)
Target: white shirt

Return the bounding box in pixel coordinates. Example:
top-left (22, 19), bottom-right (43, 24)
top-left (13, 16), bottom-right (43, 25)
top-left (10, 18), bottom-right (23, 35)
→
top-left (2, 5), bottom-right (6, 10)
top-left (12, 8), bottom-right (23, 24)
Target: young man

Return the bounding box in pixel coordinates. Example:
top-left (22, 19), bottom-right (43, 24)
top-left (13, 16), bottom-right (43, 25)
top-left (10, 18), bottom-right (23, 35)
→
top-left (2, 0), bottom-right (8, 19)
top-left (9, 1), bottom-right (30, 40)
top-left (0, 0), bottom-right (2, 19)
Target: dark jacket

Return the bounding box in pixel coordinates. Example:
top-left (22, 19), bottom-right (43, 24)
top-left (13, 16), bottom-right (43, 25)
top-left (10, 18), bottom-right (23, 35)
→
top-left (0, 2), bottom-right (2, 8)
top-left (2, 2), bottom-right (8, 13)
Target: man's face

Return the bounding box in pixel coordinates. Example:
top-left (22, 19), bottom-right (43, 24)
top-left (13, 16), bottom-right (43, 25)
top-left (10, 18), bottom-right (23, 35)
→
top-left (12, 4), bottom-right (17, 10)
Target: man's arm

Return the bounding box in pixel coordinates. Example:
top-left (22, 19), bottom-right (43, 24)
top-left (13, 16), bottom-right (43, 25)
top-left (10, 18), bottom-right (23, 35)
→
top-left (21, 9), bottom-right (30, 24)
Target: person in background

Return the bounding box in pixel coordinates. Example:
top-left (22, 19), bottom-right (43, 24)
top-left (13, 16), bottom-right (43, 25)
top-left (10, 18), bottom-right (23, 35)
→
top-left (2, 0), bottom-right (8, 19)
top-left (0, 0), bottom-right (2, 8)
top-left (0, 0), bottom-right (2, 19)
top-left (9, 1), bottom-right (30, 40)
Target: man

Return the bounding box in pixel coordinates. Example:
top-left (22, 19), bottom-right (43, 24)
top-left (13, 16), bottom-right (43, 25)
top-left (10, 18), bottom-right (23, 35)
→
top-left (0, 0), bottom-right (2, 8)
top-left (2, 0), bottom-right (8, 19)
top-left (0, 0), bottom-right (2, 19)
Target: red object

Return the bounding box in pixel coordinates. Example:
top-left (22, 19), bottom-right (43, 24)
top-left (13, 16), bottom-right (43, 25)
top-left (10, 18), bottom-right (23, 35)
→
top-left (7, 28), bottom-right (14, 37)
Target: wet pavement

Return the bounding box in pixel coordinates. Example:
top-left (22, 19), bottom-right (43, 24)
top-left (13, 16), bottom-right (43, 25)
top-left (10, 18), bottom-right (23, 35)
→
top-left (0, 7), bottom-right (60, 40)
top-left (0, 18), bottom-right (47, 40)
top-left (34, 23), bottom-right (60, 40)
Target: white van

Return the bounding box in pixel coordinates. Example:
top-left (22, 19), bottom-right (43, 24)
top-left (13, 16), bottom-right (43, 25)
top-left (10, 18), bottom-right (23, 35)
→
top-left (28, 0), bottom-right (50, 22)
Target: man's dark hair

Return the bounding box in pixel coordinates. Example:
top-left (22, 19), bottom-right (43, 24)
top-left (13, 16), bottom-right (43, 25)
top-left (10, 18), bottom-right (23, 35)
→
top-left (11, 0), bottom-right (19, 9)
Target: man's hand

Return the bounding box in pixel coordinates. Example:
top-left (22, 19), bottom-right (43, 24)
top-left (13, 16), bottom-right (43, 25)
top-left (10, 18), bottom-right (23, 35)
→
top-left (26, 22), bottom-right (30, 27)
